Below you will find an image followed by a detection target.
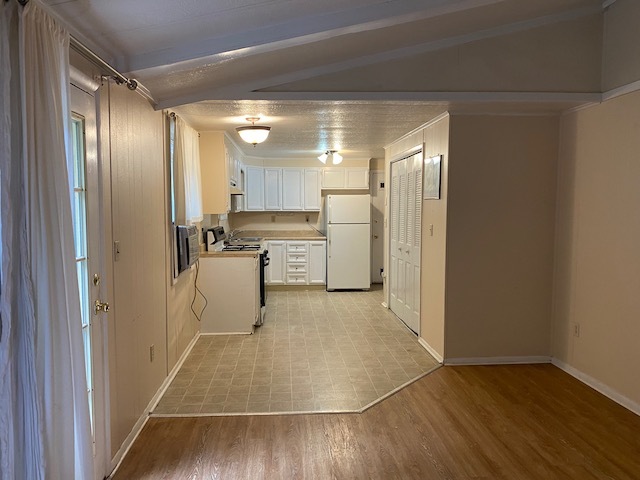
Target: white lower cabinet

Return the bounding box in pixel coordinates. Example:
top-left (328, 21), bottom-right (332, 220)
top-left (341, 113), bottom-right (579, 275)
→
top-left (286, 241), bottom-right (308, 284)
top-left (266, 241), bottom-right (286, 284)
top-left (308, 241), bottom-right (327, 284)
top-left (266, 240), bottom-right (326, 285)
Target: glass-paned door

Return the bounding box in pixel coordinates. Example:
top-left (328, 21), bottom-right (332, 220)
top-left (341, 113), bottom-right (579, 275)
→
top-left (70, 84), bottom-right (109, 480)
top-left (71, 116), bottom-right (94, 436)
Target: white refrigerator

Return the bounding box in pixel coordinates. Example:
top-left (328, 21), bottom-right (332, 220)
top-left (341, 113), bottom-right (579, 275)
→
top-left (326, 194), bottom-right (371, 290)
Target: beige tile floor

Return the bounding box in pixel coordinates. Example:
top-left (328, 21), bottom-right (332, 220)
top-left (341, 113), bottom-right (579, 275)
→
top-left (153, 286), bottom-right (440, 416)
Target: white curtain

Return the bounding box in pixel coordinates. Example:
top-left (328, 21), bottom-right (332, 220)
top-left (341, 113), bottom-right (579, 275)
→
top-left (0, 2), bottom-right (94, 479)
top-left (174, 116), bottom-right (203, 224)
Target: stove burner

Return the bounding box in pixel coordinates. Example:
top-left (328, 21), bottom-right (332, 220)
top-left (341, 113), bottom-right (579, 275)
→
top-left (222, 244), bottom-right (261, 251)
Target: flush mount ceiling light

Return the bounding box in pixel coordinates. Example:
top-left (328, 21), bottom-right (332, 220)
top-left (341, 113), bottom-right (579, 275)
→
top-left (318, 150), bottom-right (343, 165)
top-left (236, 117), bottom-right (271, 146)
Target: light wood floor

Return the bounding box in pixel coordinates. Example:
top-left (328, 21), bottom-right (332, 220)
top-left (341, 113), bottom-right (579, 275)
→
top-left (111, 364), bottom-right (640, 479)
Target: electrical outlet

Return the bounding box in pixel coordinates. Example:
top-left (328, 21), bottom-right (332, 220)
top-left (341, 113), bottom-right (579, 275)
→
top-left (150, 344), bottom-right (155, 362)
top-left (573, 323), bottom-right (580, 338)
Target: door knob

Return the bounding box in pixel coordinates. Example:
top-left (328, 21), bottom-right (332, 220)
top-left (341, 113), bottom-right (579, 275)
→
top-left (94, 300), bottom-right (110, 315)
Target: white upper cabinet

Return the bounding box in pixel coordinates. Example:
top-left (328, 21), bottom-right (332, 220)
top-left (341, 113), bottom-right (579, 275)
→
top-left (321, 167), bottom-right (369, 189)
top-left (242, 166), bottom-right (322, 211)
top-left (346, 168), bottom-right (370, 189)
top-left (282, 168), bottom-right (304, 210)
top-left (321, 169), bottom-right (345, 189)
top-left (245, 166), bottom-right (265, 211)
top-left (264, 168), bottom-right (282, 210)
top-left (303, 168), bottom-right (321, 211)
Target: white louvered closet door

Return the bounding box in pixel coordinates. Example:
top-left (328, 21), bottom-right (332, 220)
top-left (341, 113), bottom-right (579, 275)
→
top-left (389, 151), bottom-right (423, 334)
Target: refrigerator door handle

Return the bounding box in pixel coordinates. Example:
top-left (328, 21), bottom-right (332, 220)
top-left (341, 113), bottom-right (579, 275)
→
top-left (327, 226), bottom-right (331, 257)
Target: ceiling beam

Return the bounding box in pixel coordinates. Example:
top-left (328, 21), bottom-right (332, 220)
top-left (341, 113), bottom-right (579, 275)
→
top-left (157, 90), bottom-right (601, 111)
top-left (155, 5), bottom-right (603, 108)
top-left (123, 0), bottom-right (501, 73)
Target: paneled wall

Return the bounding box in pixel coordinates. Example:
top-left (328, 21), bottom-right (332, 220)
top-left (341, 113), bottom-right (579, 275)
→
top-left (420, 117), bottom-right (449, 358)
top-left (384, 114), bottom-right (449, 358)
top-left (106, 82), bottom-right (168, 454)
top-left (555, 89), bottom-right (640, 410)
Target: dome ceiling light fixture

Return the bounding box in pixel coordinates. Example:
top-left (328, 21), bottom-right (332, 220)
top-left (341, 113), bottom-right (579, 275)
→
top-left (318, 150), bottom-right (343, 165)
top-left (236, 117), bottom-right (271, 146)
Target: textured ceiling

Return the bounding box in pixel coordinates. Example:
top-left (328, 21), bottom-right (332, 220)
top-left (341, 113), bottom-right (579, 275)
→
top-left (173, 99), bottom-right (586, 159)
top-left (45, 0), bottom-right (603, 159)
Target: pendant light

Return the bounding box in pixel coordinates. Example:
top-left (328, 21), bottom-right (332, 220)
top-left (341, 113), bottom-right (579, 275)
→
top-left (236, 117), bottom-right (271, 146)
top-left (318, 150), bottom-right (343, 165)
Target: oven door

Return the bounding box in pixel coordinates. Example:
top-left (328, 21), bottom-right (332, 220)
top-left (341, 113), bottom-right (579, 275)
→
top-left (257, 250), bottom-right (269, 325)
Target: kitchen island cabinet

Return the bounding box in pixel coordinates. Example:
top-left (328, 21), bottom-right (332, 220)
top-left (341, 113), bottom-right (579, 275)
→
top-left (198, 255), bottom-right (260, 334)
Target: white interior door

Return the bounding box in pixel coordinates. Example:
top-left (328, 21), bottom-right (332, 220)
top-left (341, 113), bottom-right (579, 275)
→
top-left (70, 85), bottom-right (109, 480)
top-left (389, 151), bottom-right (423, 334)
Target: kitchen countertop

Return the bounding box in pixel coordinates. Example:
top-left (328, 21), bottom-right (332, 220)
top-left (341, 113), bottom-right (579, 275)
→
top-left (236, 229), bottom-right (326, 240)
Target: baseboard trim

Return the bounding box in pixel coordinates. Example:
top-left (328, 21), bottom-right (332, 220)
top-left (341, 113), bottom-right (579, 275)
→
top-left (108, 332), bottom-right (201, 478)
top-left (199, 331), bottom-right (253, 336)
top-left (551, 358), bottom-right (640, 417)
top-left (418, 337), bottom-right (443, 363)
top-left (444, 356), bottom-right (551, 366)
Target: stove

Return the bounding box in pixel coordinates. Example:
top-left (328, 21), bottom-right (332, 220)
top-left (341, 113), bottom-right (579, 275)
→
top-left (221, 244), bottom-right (261, 252)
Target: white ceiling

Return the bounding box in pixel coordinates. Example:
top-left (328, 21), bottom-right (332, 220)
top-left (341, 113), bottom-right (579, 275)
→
top-left (46, 0), bottom-right (603, 159)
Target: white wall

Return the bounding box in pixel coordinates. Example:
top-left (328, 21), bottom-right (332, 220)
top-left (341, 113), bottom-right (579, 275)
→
top-left (602, 0), bottom-right (640, 91)
top-left (445, 115), bottom-right (559, 360)
top-left (554, 89), bottom-right (640, 410)
top-left (267, 15), bottom-right (602, 94)
top-left (230, 211), bottom-right (321, 231)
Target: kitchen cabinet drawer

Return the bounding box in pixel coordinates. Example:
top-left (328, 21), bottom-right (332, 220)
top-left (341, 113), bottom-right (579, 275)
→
top-left (287, 253), bottom-right (307, 263)
top-left (286, 242), bottom-right (308, 253)
top-left (286, 274), bottom-right (308, 284)
top-left (287, 264), bottom-right (307, 274)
